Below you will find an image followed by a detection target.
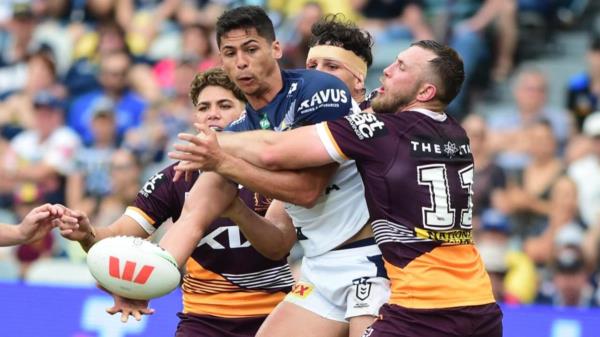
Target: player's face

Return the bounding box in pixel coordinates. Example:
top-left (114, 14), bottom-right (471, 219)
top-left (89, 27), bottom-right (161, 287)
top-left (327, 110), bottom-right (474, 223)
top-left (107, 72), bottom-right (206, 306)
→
top-left (306, 57), bottom-right (357, 97)
top-left (219, 28), bottom-right (282, 98)
top-left (34, 105), bottom-right (62, 138)
top-left (194, 85), bottom-right (244, 130)
top-left (514, 73), bottom-right (547, 113)
top-left (371, 46), bottom-right (434, 113)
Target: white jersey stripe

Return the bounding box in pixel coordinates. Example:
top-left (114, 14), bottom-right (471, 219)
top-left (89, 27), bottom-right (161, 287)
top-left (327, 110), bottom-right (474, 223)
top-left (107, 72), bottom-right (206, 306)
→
top-left (316, 122), bottom-right (347, 163)
top-left (124, 207), bottom-right (156, 234)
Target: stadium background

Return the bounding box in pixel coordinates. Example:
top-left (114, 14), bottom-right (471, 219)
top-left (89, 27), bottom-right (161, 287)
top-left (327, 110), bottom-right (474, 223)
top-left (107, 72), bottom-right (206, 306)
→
top-left (0, 0), bottom-right (600, 336)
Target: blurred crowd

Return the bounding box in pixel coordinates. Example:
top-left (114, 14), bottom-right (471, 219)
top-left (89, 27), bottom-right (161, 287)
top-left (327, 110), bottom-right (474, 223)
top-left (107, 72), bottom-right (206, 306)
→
top-left (0, 0), bottom-right (599, 309)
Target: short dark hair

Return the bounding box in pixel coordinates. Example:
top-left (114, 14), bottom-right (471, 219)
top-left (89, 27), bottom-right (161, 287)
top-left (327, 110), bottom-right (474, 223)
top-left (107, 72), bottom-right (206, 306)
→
top-left (411, 40), bottom-right (464, 105)
top-left (189, 68), bottom-right (246, 106)
top-left (216, 6), bottom-right (276, 48)
top-left (309, 14), bottom-right (374, 68)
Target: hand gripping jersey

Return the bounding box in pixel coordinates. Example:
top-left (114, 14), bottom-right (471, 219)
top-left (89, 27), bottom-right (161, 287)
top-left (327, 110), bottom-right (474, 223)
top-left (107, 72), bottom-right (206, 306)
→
top-left (316, 109), bottom-right (495, 309)
top-left (226, 69), bottom-right (370, 256)
top-left (125, 163), bottom-right (294, 318)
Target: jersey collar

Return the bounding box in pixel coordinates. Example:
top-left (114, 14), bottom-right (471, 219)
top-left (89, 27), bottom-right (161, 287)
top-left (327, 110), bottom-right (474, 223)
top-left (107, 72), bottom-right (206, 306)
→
top-left (411, 108), bottom-right (448, 122)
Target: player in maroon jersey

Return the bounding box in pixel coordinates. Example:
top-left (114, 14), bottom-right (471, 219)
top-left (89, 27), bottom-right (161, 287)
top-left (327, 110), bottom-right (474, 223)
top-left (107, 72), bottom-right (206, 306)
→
top-left (58, 68), bottom-right (294, 337)
top-left (171, 40), bottom-right (502, 337)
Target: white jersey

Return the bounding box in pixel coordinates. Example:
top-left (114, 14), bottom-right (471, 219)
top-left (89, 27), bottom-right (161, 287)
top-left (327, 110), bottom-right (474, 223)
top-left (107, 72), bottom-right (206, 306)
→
top-left (284, 100), bottom-right (370, 257)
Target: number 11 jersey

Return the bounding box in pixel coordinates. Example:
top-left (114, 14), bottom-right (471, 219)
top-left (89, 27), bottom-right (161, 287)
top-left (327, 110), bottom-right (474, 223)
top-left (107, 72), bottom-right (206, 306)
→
top-left (316, 109), bottom-right (495, 309)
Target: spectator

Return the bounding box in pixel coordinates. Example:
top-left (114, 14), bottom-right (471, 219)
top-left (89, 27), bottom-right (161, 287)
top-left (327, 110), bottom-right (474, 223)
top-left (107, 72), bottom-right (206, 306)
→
top-left (30, 0), bottom-right (77, 75)
top-left (93, 149), bottom-right (141, 227)
top-left (351, 0), bottom-right (433, 43)
top-left (77, 0), bottom-right (117, 26)
top-left (65, 20), bottom-right (130, 97)
top-left (115, 0), bottom-right (181, 56)
top-left (537, 243), bottom-right (599, 307)
top-left (461, 114), bottom-right (509, 221)
top-left (126, 59), bottom-right (197, 165)
top-left (568, 112), bottom-right (600, 228)
top-left (488, 67), bottom-right (571, 171)
top-left (567, 33), bottom-right (600, 130)
top-left (66, 100), bottom-right (118, 218)
top-left (477, 209), bottom-right (538, 304)
top-left (523, 176), bottom-right (582, 264)
top-left (68, 50), bottom-right (147, 146)
top-left (279, 1), bottom-right (323, 69)
top-left (0, 1), bottom-right (37, 67)
top-left (0, 51), bottom-right (66, 136)
top-left (152, 23), bottom-right (218, 95)
top-left (423, 0), bottom-right (518, 119)
top-left (0, 90), bottom-right (81, 206)
top-left (504, 121), bottom-right (564, 239)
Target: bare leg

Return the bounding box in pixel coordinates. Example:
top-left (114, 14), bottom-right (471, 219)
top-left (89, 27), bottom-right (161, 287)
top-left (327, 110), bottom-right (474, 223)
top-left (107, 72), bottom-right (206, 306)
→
top-left (256, 301), bottom-right (348, 337)
top-left (349, 315), bottom-right (377, 337)
top-left (159, 172), bottom-right (237, 266)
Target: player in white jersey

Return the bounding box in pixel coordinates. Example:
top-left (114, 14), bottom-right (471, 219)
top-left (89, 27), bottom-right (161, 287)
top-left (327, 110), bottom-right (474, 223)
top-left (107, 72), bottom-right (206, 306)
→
top-left (170, 14), bottom-right (388, 337)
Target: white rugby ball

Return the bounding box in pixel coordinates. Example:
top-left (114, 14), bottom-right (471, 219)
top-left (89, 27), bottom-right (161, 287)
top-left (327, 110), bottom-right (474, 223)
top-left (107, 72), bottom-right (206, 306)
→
top-left (87, 236), bottom-right (181, 300)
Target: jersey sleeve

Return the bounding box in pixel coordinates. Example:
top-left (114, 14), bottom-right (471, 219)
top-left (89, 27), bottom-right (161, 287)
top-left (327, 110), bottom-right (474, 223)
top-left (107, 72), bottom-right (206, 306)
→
top-left (292, 74), bottom-right (354, 127)
top-left (315, 112), bottom-right (390, 163)
top-left (224, 112), bottom-right (250, 132)
top-left (124, 166), bottom-right (174, 234)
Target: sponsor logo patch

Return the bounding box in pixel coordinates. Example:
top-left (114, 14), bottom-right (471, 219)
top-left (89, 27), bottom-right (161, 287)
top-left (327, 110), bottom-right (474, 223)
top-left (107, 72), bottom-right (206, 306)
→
top-left (288, 82), bottom-right (298, 96)
top-left (345, 113), bottom-right (387, 140)
top-left (414, 227), bottom-right (473, 244)
top-left (108, 256), bottom-right (154, 284)
top-left (298, 89), bottom-right (348, 115)
top-left (140, 173), bottom-right (165, 197)
top-left (410, 136), bottom-right (472, 161)
top-left (289, 282), bottom-right (314, 298)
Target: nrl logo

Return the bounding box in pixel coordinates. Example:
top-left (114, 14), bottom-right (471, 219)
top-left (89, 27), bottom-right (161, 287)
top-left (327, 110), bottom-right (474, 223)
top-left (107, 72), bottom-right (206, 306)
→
top-left (353, 277), bottom-right (372, 301)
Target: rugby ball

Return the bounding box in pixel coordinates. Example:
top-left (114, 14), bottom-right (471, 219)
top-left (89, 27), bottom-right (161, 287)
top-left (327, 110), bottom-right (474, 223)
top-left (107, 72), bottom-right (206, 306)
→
top-left (87, 236), bottom-right (181, 300)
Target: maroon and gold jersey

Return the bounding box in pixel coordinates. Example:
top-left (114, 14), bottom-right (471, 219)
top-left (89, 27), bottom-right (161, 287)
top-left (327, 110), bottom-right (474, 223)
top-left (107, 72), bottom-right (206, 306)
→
top-left (124, 163), bottom-right (293, 317)
top-left (316, 109), bottom-right (495, 309)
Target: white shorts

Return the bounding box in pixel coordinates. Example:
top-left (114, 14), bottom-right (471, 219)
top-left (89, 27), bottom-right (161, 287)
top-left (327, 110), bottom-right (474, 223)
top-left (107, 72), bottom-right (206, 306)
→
top-left (284, 241), bottom-right (390, 322)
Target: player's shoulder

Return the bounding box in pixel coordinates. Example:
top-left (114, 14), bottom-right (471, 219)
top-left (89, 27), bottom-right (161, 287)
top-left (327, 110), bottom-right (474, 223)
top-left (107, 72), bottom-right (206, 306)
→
top-left (385, 110), bottom-right (466, 137)
top-left (148, 163), bottom-right (178, 185)
top-left (285, 69), bottom-right (348, 92)
top-left (138, 164), bottom-right (175, 198)
top-left (224, 109), bottom-right (249, 131)
top-left (293, 69), bottom-right (351, 108)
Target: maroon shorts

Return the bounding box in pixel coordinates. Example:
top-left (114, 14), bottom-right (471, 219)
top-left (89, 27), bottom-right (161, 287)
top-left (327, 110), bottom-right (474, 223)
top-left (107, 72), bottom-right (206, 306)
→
top-left (362, 303), bottom-right (502, 337)
top-left (175, 312), bottom-right (267, 337)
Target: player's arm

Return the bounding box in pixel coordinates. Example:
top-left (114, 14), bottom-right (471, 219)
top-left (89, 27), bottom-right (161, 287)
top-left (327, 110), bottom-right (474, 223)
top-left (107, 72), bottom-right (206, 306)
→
top-left (223, 199), bottom-right (296, 260)
top-left (0, 204), bottom-right (65, 246)
top-left (217, 156), bottom-right (338, 208)
top-left (59, 212), bottom-right (148, 252)
top-left (159, 172), bottom-right (237, 267)
top-left (173, 123), bottom-right (335, 172)
top-left (224, 126), bottom-right (333, 170)
top-left (59, 167), bottom-right (179, 251)
top-left (172, 124), bottom-right (338, 207)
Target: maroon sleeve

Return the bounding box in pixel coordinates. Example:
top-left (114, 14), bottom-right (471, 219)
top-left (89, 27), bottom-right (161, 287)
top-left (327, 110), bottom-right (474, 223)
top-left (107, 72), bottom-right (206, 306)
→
top-left (126, 166), bottom-right (177, 231)
top-left (326, 113), bottom-right (397, 166)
